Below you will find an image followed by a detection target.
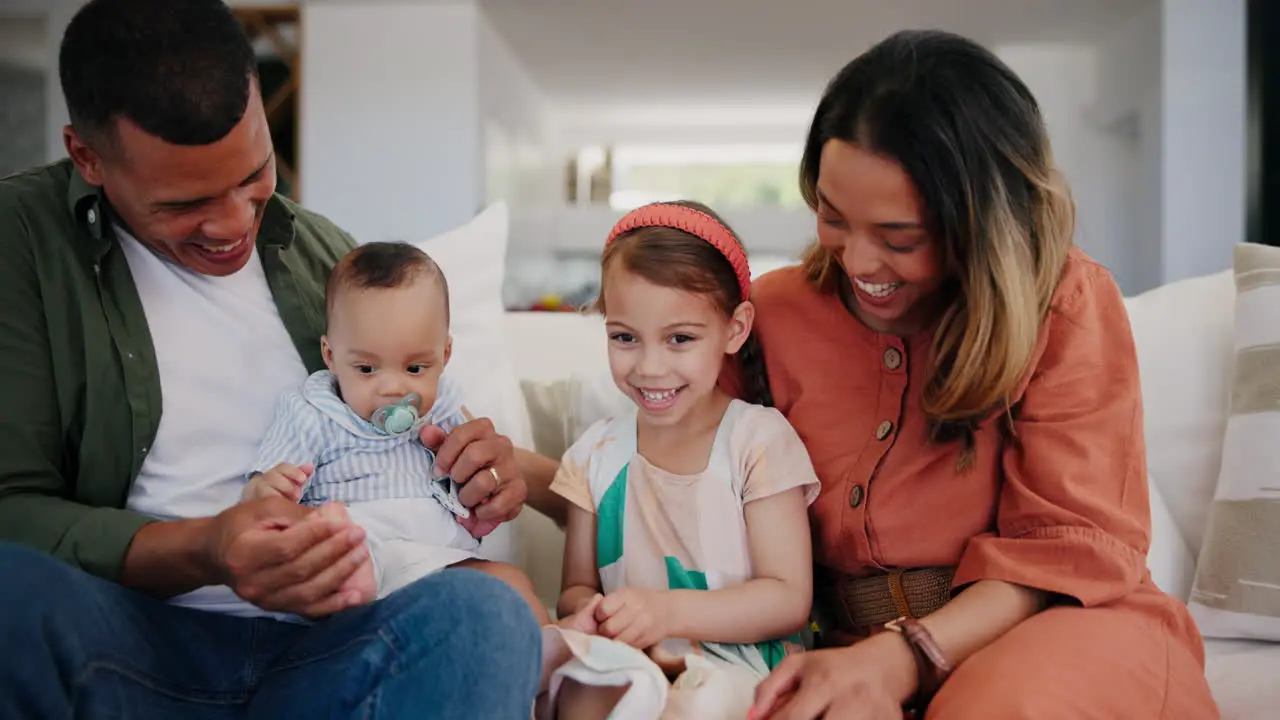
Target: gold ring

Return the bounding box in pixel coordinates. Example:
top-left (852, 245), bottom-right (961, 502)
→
top-left (487, 466), bottom-right (503, 489)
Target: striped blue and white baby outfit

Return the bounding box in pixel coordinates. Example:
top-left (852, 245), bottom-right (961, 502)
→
top-left (251, 369), bottom-right (480, 596)
top-left (252, 369), bottom-right (467, 505)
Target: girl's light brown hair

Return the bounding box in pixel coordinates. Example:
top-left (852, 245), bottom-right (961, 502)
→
top-left (596, 200), bottom-right (773, 407)
top-left (800, 30), bottom-right (1074, 465)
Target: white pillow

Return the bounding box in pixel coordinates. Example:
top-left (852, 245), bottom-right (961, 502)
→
top-left (387, 201), bottom-right (532, 565)
top-left (408, 201), bottom-right (533, 450)
top-left (503, 310), bottom-right (631, 456)
top-left (1188, 243), bottom-right (1280, 640)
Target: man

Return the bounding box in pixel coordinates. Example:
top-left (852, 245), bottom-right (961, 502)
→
top-left (0, 1), bottom-right (551, 716)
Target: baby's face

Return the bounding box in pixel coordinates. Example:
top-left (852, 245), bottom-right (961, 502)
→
top-left (322, 277), bottom-right (451, 424)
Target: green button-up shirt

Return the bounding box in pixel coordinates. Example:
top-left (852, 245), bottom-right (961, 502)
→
top-left (0, 159), bottom-right (355, 581)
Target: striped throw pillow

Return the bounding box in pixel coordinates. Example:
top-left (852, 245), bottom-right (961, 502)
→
top-left (1189, 243), bottom-right (1280, 640)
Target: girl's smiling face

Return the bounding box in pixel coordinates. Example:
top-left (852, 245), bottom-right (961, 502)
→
top-left (602, 266), bottom-right (750, 429)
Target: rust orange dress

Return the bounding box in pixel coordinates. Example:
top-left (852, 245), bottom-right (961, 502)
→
top-left (750, 248), bottom-right (1218, 718)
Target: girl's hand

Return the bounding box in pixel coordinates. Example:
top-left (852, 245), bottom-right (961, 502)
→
top-left (595, 587), bottom-right (670, 649)
top-left (750, 633), bottom-right (917, 720)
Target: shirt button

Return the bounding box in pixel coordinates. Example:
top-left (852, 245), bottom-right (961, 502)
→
top-left (849, 484), bottom-right (865, 508)
top-left (883, 347), bottom-right (902, 370)
top-left (875, 420), bottom-right (894, 440)
top-left (87, 208), bottom-right (97, 225)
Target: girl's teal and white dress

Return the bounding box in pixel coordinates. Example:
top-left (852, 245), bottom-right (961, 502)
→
top-left (550, 398), bottom-right (821, 677)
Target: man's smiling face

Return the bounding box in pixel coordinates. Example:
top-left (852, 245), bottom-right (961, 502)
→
top-left (67, 79), bottom-right (277, 277)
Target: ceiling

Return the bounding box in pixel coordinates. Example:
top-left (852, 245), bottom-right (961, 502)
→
top-left (480, 0), bottom-right (1153, 115)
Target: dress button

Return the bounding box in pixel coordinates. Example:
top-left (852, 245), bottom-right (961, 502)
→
top-left (883, 347), bottom-right (902, 370)
top-left (875, 420), bottom-right (893, 440)
top-left (849, 484), bottom-right (865, 508)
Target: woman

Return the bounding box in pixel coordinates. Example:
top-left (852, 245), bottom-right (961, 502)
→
top-left (520, 28), bottom-right (1218, 719)
top-left (741, 30), bottom-right (1216, 719)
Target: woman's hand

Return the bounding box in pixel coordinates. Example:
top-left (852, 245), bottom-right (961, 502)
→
top-left (420, 418), bottom-right (526, 538)
top-left (751, 632), bottom-right (917, 720)
top-left (595, 587), bottom-right (671, 649)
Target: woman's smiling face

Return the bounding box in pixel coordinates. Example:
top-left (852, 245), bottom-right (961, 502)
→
top-left (815, 139), bottom-right (947, 335)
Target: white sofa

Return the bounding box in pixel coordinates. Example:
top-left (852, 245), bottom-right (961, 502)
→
top-left (497, 267), bottom-right (1280, 719)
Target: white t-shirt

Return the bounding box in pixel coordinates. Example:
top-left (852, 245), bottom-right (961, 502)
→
top-left (117, 226), bottom-right (309, 617)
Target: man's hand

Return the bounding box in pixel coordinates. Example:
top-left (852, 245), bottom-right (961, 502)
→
top-left (420, 418), bottom-right (527, 538)
top-left (240, 462), bottom-right (312, 503)
top-left (205, 497), bottom-right (372, 617)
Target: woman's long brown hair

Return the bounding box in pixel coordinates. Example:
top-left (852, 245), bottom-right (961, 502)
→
top-left (799, 30), bottom-right (1074, 467)
top-left (595, 200), bottom-right (773, 407)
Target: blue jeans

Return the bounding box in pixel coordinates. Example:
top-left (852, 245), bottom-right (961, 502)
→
top-left (0, 542), bottom-right (541, 719)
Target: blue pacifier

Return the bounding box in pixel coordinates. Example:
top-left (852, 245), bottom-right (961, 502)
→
top-left (371, 393), bottom-right (422, 434)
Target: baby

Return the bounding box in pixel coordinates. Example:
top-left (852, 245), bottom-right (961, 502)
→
top-left (240, 241), bottom-right (555, 622)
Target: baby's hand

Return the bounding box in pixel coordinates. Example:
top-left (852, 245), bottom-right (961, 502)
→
top-left (595, 588), bottom-right (670, 650)
top-left (241, 462), bottom-right (313, 503)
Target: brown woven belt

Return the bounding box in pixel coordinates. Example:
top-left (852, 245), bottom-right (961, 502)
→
top-left (818, 566), bottom-right (956, 635)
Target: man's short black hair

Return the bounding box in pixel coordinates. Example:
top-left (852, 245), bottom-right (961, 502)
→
top-left (326, 243), bottom-right (451, 327)
top-left (59, 0), bottom-right (259, 149)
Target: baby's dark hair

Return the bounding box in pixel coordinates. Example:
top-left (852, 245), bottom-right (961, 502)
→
top-left (325, 242), bottom-right (449, 327)
top-left (596, 200), bottom-right (773, 407)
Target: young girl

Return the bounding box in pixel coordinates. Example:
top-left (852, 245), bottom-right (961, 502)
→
top-left (546, 201), bottom-right (821, 717)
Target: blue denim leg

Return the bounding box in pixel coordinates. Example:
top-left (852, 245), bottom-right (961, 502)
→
top-left (1, 542), bottom-right (541, 719)
top-left (0, 541), bottom-right (263, 719)
top-left (248, 567), bottom-right (542, 719)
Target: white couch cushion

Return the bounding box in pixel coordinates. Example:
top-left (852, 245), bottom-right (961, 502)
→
top-left (410, 202), bottom-right (533, 451)
top-left (1203, 638), bottom-right (1280, 718)
top-left (1146, 472), bottom-right (1196, 602)
top-left (505, 311), bottom-right (630, 461)
top-left (1189, 243), bottom-right (1280, 640)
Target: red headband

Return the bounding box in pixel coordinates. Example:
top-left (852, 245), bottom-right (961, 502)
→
top-left (605, 204), bottom-right (752, 301)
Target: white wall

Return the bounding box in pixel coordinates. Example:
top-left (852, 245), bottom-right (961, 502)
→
top-left (995, 43), bottom-right (1135, 288)
top-left (1159, 0), bottom-right (1246, 284)
top-left (0, 0), bottom-right (84, 164)
top-left (1089, 0), bottom-right (1247, 291)
top-left (0, 16), bottom-right (47, 70)
top-left (1096, 2), bottom-right (1164, 293)
top-left (477, 9), bottom-right (558, 208)
top-left (300, 1), bottom-right (483, 244)
top-left (301, 2), bottom-right (564, 242)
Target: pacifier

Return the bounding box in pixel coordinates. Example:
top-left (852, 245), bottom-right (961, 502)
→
top-left (371, 393), bottom-right (422, 434)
